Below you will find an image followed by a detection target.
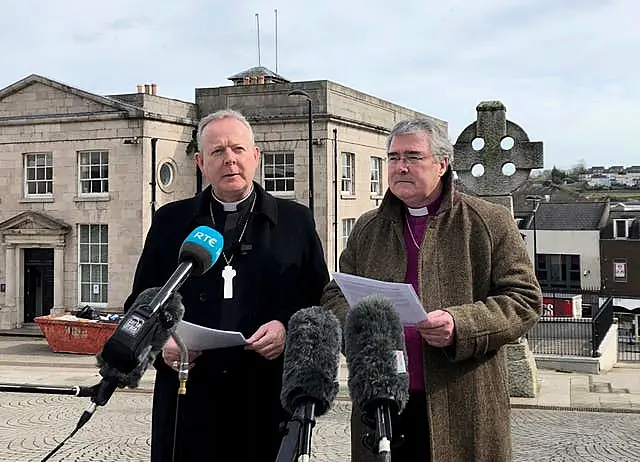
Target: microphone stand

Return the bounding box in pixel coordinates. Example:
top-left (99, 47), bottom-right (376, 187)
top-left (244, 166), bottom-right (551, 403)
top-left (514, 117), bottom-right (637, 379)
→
top-left (276, 402), bottom-right (316, 462)
top-left (360, 400), bottom-right (395, 462)
top-left (374, 404), bottom-right (393, 462)
top-left (171, 331), bottom-right (190, 462)
top-left (0, 383), bottom-right (98, 397)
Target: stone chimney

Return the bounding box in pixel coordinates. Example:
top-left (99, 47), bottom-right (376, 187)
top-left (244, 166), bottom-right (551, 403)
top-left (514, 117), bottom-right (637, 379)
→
top-left (137, 84), bottom-right (143, 93)
top-left (151, 83), bottom-right (157, 95)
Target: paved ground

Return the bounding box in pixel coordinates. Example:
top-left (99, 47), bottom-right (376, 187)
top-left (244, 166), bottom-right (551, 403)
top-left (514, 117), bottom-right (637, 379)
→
top-left (1, 336), bottom-right (640, 461)
top-left (1, 392), bottom-right (640, 461)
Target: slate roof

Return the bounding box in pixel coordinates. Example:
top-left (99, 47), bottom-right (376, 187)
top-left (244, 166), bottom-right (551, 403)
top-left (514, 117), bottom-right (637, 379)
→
top-left (511, 180), bottom-right (587, 213)
top-left (524, 201), bottom-right (609, 231)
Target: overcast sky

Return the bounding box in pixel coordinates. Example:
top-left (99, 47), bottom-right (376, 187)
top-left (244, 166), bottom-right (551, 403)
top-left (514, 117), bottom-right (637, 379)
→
top-left (1, 0), bottom-right (637, 170)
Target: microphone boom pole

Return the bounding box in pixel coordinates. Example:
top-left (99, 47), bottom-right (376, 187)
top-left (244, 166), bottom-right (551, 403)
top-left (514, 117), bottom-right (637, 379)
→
top-left (0, 382), bottom-right (98, 397)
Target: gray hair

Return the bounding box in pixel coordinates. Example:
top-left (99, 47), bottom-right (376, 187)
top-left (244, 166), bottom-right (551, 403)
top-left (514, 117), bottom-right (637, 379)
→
top-left (196, 109), bottom-right (255, 152)
top-left (386, 118), bottom-right (454, 164)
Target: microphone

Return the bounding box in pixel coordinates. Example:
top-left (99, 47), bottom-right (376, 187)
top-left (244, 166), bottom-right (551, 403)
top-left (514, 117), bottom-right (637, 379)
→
top-left (277, 306), bottom-right (342, 462)
top-left (82, 226), bottom-right (223, 424)
top-left (344, 295), bottom-right (409, 461)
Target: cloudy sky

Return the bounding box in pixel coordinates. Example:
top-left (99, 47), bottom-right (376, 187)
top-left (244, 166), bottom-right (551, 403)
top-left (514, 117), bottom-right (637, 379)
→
top-left (1, 0), bottom-right (637, 170)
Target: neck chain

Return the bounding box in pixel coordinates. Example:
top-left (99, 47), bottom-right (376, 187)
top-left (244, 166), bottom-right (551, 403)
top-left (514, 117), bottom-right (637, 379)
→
top-left (406, 215), bottom-right (421, 250)
top-left (209, 193), bottom-right (257, 266)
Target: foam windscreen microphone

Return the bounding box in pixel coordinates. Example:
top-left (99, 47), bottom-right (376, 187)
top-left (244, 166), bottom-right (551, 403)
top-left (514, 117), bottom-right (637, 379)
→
top-left (277, 306), bottom-right (341, 461)
top-left (95, 287), bottom-right (184, 391)
top-left (281, 306), bottom-right (341, 415)
top-left (344, 294), bottom-right (409, 458)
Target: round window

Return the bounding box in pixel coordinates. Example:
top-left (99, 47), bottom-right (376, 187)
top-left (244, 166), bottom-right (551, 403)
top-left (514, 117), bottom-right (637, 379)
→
top-left (159, 162), bottom-right (175, 189)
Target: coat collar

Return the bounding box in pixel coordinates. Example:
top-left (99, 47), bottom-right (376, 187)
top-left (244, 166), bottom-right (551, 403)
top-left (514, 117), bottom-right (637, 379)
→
top-left (378, 166), bottom-right (458, 222)
top-left (189, 181), bottom-right (278, 228)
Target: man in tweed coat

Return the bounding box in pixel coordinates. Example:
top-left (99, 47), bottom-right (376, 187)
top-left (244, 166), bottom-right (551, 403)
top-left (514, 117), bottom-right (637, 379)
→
top-left (321, 118), bottom-right (542, 461)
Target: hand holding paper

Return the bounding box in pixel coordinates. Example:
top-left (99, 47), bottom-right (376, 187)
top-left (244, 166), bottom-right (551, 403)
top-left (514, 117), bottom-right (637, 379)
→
top-left (174, 320), bottom-right (248, 351)
top-left (332, 272), bottom-right (427, 324)
top-left (416, 310), bottom-right (455, 347)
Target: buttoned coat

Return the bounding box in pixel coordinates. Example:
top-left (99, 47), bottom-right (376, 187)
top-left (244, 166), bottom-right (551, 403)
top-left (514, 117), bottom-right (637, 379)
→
top-left (124, 182), bottom-right (329, 462)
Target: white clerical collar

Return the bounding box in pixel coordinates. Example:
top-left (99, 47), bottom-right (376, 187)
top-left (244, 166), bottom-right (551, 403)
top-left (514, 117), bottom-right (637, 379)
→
top-left (212, 185), bottom-right (254, 212)
top-left (407, 206), bottom-right (429, 217)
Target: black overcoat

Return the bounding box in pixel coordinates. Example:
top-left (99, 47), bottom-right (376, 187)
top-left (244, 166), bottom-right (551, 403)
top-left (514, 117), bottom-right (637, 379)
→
top-left (123, 182), bottom-right (329, 461)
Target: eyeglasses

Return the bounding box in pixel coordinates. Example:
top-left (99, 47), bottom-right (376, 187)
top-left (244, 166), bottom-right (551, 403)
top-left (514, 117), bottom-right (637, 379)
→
top-left (387, 152), bottom-right (427, 164)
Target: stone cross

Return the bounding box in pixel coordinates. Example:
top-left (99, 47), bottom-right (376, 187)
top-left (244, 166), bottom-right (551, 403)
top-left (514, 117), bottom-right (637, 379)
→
top-left (453, 100), bottom-right (542, 398)
top-left (454, 101), bottom-right (543, 212)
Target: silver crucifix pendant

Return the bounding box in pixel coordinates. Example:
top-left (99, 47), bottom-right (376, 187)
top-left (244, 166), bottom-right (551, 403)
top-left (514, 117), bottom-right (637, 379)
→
top-left (222, 265), bottom-right (236, 299)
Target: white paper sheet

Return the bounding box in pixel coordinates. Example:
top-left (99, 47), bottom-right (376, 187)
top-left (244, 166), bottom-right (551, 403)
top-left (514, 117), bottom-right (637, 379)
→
top-left (174, 321), bottom-right (248, 351)
top-left (332, 272), bottom-right (427, 325)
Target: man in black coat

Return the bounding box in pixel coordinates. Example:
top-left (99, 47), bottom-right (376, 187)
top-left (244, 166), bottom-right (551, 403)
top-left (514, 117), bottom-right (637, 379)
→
top-left (123, 109), bottom-right (329, 461)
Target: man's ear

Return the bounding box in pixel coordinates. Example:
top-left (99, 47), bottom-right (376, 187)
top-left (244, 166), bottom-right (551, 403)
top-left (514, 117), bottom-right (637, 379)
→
top-left (439, 157), bottom-right (449, 176)
top-left (194, 152), bottom-right (204, 172)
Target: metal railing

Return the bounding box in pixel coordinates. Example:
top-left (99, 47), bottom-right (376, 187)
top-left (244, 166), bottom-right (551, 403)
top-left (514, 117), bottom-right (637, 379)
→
top-left (526, 293), bottom-right (615, 358)
top-left (527, 317), bottom-right (593, 357)
top-left (592, 296), bottom-right (614, 357)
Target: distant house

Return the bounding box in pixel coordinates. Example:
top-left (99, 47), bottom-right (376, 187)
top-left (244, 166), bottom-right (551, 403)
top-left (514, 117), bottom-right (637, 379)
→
top-left (600, 203), bottom-right (640, 299)
top-left (519, 201), bottom-right (609, 291)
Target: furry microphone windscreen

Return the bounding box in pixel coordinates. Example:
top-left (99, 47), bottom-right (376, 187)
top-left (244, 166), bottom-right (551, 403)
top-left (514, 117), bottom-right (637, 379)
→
top-left (96, 287), bottom-right (185, 389)
top-left (280, 306), bottom-right (342, 417)
top-left (344, 294), bottom-right (410, 415)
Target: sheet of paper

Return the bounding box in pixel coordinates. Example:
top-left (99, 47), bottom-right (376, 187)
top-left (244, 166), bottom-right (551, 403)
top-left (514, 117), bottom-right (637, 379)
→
top-left (174, 321), bottom-right (248, 351)
top-left (332, 272), bottom-right (427, 325)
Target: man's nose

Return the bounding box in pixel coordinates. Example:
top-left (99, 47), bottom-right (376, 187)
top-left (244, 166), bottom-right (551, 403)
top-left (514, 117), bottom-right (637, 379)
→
top-left (222, 147), bottom-right (237, 164)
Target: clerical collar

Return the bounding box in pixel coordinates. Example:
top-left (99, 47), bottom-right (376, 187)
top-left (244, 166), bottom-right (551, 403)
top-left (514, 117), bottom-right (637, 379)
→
top-left (406, 193), bottom-right (443, 217)
top-left (211, 186), bottom-right (255, 212)
top-left (407, 206), bottom-right (429, 217)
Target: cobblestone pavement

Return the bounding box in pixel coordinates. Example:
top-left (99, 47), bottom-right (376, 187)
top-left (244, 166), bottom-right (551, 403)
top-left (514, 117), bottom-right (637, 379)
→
top-left (1, 392), bottom-right (639, 461)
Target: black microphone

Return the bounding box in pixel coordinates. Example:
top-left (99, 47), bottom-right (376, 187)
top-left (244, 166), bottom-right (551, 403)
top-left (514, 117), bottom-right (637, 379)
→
top-left (344, 295), bottom-right (409, 461)
top-left (73, 288), bottom-right (185, 429)
top-left (277, 306), bottom-right (342, 462)
top-left (81, 226), bottom-right (224, 425)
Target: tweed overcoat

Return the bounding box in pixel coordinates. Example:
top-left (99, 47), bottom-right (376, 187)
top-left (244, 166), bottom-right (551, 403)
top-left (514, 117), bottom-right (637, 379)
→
top-left (321, 170), bottom-right (542, 462)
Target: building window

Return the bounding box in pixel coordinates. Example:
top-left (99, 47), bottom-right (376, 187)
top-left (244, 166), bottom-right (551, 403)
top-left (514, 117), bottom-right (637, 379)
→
top-left (24, 153), bottom-right (53, 197)
top-left (370, 157), bottom-right (382, 196)
top-left (536, 254), bottom-right (581, 289)
top-left (613, 219), bottom-right (633, 239)
top-left (263, 152), bottom-right (294, 193)
top-left (342, 218), bottom-right (355, 250)
top-left (78, 224), bottom-right (108, 304)
top-left (158, 159), bottom-right (177, 192)
top-left (78, 151), bottom-right (109, 195)
top-left (614, 259), bottom-right (627, 282)
top-left (342, 152), bottom-right (355, 194)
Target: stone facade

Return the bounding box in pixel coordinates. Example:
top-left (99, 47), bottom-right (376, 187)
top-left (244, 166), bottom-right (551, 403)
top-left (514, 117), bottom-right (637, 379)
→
top-left (0, 75), bottom-right (197, 329)
top-left (0, 72), bottom-right (444, 329)
top-left (195, 79), bottom-right (444, 270)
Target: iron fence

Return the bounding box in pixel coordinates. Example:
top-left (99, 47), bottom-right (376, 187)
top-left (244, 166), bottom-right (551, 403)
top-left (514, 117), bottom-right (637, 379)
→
top-left (527, 292), bottom-right (615, 358)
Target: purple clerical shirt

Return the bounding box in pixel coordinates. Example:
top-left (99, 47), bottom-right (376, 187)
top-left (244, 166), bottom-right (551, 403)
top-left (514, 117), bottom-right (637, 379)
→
top-left (403, 196), bottom-right (442, 391)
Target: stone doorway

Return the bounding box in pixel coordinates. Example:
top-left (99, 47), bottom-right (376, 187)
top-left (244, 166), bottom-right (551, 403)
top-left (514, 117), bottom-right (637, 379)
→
top-left (0, 211), bottom-right (70, 329)
top-left (23, 248), bottom-right (54, 323)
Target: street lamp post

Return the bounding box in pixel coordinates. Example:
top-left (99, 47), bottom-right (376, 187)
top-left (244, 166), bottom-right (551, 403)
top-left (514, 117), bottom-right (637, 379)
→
top-left (526, 195), bottom-right (542, 277)
top-left (288, 90), bottom-right (314, 218)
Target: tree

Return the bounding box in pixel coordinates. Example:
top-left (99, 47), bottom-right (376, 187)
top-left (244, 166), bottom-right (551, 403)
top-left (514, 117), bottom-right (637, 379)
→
top-left (571, 159), bottom-right (587, 175)
top-left (551, 166), bottom-right (566, 184)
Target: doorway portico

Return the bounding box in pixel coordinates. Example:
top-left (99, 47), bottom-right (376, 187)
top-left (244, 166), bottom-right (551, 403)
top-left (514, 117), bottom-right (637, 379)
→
top-left (0, 211), bottom-right (70, 330)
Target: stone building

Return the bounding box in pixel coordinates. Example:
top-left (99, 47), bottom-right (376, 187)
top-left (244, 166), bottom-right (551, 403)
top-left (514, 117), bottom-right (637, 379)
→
top-left (0, 68), bottom-right (444, 330)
